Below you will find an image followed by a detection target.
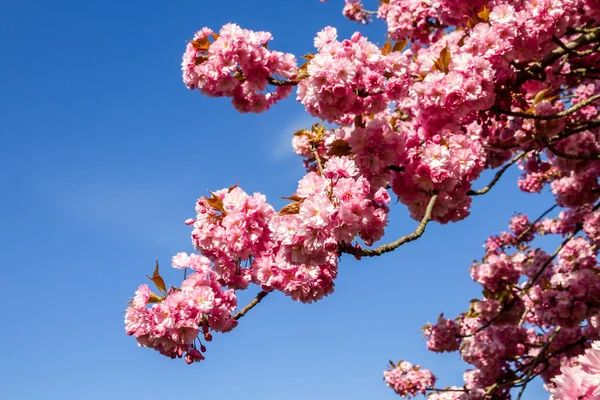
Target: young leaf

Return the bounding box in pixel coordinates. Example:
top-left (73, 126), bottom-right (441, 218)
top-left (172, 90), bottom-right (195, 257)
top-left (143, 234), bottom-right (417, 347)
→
top-left (194, 55), bottom-right (208, 66)
top-left (278, 199), bottom-right (304, 215)
top-left (432, 46), bottom-right (451, 73)
top-left (191, 37), bottom-right (211, 52)
top-left (295, 63), bottom-right (310, 81)
top-left (233, 71), bottom-right (247, 83)
top-left (206, 191), bottom-right (227, 214)
top-left (147, 260), bottom-right (167, 294)
top-left (302, 53), bottom-right (315, 61)
top-left (147, 293), bottom-right (163, 304)
top-left (380, 40), bottom-right (392, 56)
top-left (392, 40), bottom-right (408, 52)
top-left (477, 5), bottom-right (490, 22)
top-left (281, 194), bottom-right (302, 202)
top-left (327, 140), bottom-right (352, 157)
top-left (228, 180), bottom-right (239, 193)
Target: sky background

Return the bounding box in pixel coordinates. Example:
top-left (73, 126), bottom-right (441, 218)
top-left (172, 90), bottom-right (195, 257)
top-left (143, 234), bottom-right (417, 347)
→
top-left (0, 1), bottom-right (554, 399)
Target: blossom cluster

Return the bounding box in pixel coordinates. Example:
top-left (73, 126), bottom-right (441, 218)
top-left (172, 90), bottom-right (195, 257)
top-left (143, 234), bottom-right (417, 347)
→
top-left (551, 341), bottom-right (600, 399)
top-left (296, 27), bottom-right (411, 124)
top-left (182, 24), bottom-right (297, 113)
top-left (124, 269), bottom-right (238, 364)
top-left (125, 0), bottom-right (600, 397)
top-left (383, 361), bottom-right (436, 398)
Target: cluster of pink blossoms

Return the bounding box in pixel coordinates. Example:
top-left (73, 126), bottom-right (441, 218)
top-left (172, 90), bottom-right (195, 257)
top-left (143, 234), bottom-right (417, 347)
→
top-left (384, 361), bottom-right (436, 398)
top-left (189, 186), bottom-right (275, 290)
top-left (550, 341), bottom-right (600, 399)
top-left (125, 0), bottom-right (600, 397)
top-left (252, 155), bottom-right (390, 302)
top-left (296, 27), bottom-right (411, 124)
top-left (124, 268), bottom-right (237, 364)
top-left (181, 24), bottom-right (297, 113)
top-left (342, 0), bottom-right (370, 24)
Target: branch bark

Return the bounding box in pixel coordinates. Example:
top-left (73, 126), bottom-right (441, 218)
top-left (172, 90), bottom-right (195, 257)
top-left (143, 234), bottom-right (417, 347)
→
top-left (232, 291), bottom-right (269, 320)
top-left (467, 151), bottom-right (528, 196)
top-left (340, 194), bottom-right (438, 257)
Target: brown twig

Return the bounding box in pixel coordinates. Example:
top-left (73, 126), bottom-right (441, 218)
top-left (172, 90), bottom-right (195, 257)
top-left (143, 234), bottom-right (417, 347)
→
top-left (493, 93), bottom-right (600, 121)
top-left (340, 194), bottom-right (438, 257)
top-left (311, 145), bottom-right (325, 176)
top-left (523, 201), bottom-right (600, 292)
top-left (515, 27), bottom-right (600, 85)
top-left (232, 291), bottom-right (269, 320)
top-left (467, 151), bottom-right (528, 196)
top-left (544, 138), bottom-right (600, 160)
top-left (516, 326), bottom-right (563, 400)
top-left (266, 76), bottom-right (298, 87)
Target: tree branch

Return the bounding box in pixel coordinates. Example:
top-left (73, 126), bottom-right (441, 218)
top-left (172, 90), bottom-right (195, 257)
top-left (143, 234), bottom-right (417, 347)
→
top-left (467, 151), bottom-right (528, 196)
top-left (523, 201), bottom-right (600, 292)
top-left (340, 194), bottom-right (438, 257)
top-left (516, 326), bottom-right (563, 400)
top-left (311, 144), bottom-right (325, 176)
top-left (232, 291), bottom-right (269, 320)
top-left (266, 76), bottom-right (298, 87)
top-left (544, 138), bottom-right (600, 160)
top-left (493, 93), bottom-right (600, 120)
top-left (515, 27), bottom-right (600, 85)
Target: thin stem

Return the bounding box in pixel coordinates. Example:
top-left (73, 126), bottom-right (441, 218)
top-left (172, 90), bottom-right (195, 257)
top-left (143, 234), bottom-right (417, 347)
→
top-left (311, 145), bottom-right (325, 176)
top-left (494, 93), bottom-right (600, 120)
top-left (515, 27), bottom-right (600, 85)
top-left (516, 326), bottom-right (563, 400)
top-left (232, 291), bottom-right (269, 320)
top-left (544, 138), bottom-right (600, 160)
top-left (266, 76), bottom-right (298, 87)
top-left (523, 201), bottom-right (600, 292)
top-left (340, 194), bottom-right (438, 257)
top-left (468, 152), bottom-right (528, 196)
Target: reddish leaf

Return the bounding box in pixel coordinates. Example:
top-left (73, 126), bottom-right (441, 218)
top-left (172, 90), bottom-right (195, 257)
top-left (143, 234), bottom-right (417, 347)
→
top-left (380, 40), bottom-right (392, 56)
top-left (205, 191), bottom-right (226, 214)
top-left (477, 5), bottom-right (490, 22)
top-left (432, 46), bottom-right (451, 73)
top-left (327, 140), bottom-right (353, 157)
top-left (278, 199), bottom-right (304, 215)
top-left (392, 40), bottom-right (408, 52)
top-left (147, 260), bottom-right (167, 294)
top-left (295, 63), bottom-right (310, 81)
top-left (281, 194), bottom-right (302, 202)
top-left (228, 180), bottom-right (239, 193)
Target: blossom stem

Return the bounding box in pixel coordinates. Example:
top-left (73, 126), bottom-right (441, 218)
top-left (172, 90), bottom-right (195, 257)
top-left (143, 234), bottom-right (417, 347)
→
top-left (494, 93), bottom-right (600, 120)
top-left (467, 151), bottom-right (528, 196)
top-left (340, 194), bottom-right (438, 257)
top-left (232, 291), bottom-right (269, 320)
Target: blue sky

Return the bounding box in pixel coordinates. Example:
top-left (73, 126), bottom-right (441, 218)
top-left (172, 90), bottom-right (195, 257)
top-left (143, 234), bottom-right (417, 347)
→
top-left (1, 1), bottom-right (552, 399)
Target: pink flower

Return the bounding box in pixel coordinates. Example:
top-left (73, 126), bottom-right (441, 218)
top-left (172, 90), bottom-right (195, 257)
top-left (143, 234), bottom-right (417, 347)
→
top-left (172, 252), bottom-right (191, 269)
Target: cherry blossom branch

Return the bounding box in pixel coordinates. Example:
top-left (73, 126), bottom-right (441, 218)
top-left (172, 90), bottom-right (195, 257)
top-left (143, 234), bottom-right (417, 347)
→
top-left (340, 194), bottom-right (438, 257)
top-left (552, 36), bottom-right (600, 58)
top-left (523, 201), bottom-right (600, 291)
top-left (266, 76), bottom-right (298, 87)
top-left (515, 26), bottom-right (600, 84)
top-left (544, 138), bottom-right (600, 160)
top-left (516, 326), bottom-right (563, 400)
top-left (232, 291), bottom-right (269, 320)
top-left (493, 93), bottom-right (600, 120)
top-left (311, 145), bottom-right (325, 176)
top-left (516, 204), bottom-right (558, 242)
top-left (426, 387), bottom-right (467, 393)
top-left (467, 151), bottom-right (528, 196)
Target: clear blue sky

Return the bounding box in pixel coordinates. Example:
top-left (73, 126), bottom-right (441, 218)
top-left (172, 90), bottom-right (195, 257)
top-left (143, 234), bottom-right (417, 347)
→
top-left (1, 1), bottom-right (552, 399)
